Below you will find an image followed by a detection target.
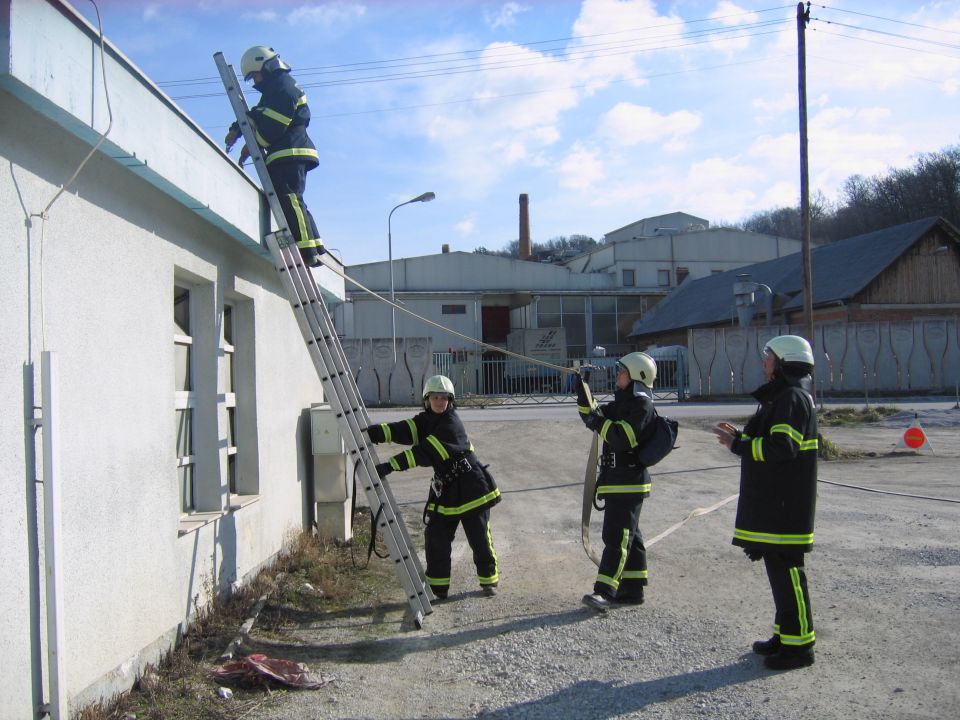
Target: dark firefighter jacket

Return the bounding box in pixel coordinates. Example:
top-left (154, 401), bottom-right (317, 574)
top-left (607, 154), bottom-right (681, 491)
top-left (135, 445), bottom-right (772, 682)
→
top-left (230, 70), bottom-right (319, 169)
top-left (578, 383), bottom-right (656, 498)
top-left (367, 408), bottom-right (500, 517)
top-left (730, 374), bottom-right (818, 553)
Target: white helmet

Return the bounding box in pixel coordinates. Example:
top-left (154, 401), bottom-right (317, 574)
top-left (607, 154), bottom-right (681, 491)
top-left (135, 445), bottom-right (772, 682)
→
top-left (764, 335), bottom-right (814, 366)
top-left (618, 352), bottom-right (657, 388)
top-left (240, 45), bottom-right (291, 80)
top-left (422, 375), bottom-right (455, 405)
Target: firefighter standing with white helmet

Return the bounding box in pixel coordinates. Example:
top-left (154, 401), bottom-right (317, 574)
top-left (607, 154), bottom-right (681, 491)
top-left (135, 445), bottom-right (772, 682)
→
top-left (365, 375), bottom-right (501, 600)
top-left (713, 334), bottom-right (819, 670)
top-left (224, 45), bottom-right (325, 266)
top-left (576, 352), bottom-right (658, 612)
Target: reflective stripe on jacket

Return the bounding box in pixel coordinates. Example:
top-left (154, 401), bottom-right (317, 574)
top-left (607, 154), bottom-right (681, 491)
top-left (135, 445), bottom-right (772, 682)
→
top-left (731, 375), bottom-right (818, 552)
top-left (590, 385), bottom-right (656, 497)
top-left (368, 408), bottom-right (500, 516)
top-left (247, 71), bottom-right (319, 169)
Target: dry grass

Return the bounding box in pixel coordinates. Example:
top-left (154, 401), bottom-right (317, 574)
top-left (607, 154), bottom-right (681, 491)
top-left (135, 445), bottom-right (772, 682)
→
top-left (75, 512), bottom-right (389, 720)
top-left (818, 405), bottom-right (900, 426)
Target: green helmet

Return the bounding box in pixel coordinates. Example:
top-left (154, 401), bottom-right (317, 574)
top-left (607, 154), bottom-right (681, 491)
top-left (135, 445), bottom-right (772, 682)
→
top-left (618, 352), bottom-right (657, 388)
top-left (422, 375), bottom-right (455, 401)
top-left (764, 335), bottom-right (814, 366)
top-left (240, 45), bottom-right (291, 80)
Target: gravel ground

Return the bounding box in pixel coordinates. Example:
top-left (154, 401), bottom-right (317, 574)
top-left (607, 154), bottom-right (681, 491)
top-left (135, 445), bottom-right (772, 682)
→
top-left (249, 408), bottom-right (960, 720)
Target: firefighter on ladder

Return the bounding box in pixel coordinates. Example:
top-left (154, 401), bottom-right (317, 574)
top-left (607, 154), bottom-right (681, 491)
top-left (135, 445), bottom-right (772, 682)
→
top-left (365, 375), bottom-right (501, 601)
top-left (224, 45), bottom-right (325, 267)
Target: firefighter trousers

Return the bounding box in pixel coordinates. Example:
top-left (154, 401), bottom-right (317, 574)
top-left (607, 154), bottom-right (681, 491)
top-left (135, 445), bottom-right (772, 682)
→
top-left (595, 495), bottom-right (647, 599)
top-left (267, 162), bottom-right (323, 261)
top-left (424, 507), bottom-right (498, 594)
top-left (763, 551), bottom-right (815, 648)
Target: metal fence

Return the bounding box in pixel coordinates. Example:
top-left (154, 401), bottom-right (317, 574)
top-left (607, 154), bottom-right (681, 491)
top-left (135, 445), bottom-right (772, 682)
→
top-left (688, 319), bottom-right (960, 398)
top-left (432, 350), bottom-right (687, 405)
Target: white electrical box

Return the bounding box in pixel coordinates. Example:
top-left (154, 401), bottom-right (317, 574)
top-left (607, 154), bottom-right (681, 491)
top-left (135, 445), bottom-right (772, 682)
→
top-left (311, 403), bottom-right (345, 455)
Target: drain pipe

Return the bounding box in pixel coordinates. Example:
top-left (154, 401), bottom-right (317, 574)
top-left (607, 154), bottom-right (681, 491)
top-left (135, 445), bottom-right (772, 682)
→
top-left (37, 352), bottom-right (67, 720)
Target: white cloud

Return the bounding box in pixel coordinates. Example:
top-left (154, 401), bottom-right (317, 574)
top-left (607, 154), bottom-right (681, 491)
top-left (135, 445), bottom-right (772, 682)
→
top-left (706, 1), bottom-right (761, 52)
top-left (598, 103), bottom-right (701, 148)
top-left (758, 181), bottom-right (798, 209)
top-left (486, 2), bottom-right (529, 30)
top-left (711, 1), bottom-right (758, 26)
top-left (240, 10), bottom-right (279, 23)
top-left (752, 93), bottom-right (795, 123)
top-left (413, 40), bottom-right (583, 194)
top-left (142, 4), bottom-right (161, 22)
top-left (569, 0), bottom-right (685, 92)
top-left (456, 215), bottom-right (477, 237)
top-left (288, 2), bottom-right (366, 28)
top-left (559, 143), bottom-right (606, 190)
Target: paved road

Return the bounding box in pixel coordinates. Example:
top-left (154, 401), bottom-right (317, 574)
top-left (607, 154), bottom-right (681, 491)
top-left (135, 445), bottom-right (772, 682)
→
top-left (370, 397), bottom-right (960, 424)
top-left (254, 403), bottom-right (960, 719)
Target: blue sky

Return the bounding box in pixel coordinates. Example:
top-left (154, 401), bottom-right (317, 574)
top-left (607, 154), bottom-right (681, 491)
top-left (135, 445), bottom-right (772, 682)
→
top-left (74, 0), bottom-right (960, 265)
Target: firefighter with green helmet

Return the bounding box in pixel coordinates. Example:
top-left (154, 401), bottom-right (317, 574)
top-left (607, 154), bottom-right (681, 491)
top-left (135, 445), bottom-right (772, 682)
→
top-left (576, 351), bottom-right (658, 612)
top-left (224, 45), bottom-right (325, 266)
top-left (713, 334), bottom-right (819, 670)
top-left (365, 375), bottom-right (501, 600)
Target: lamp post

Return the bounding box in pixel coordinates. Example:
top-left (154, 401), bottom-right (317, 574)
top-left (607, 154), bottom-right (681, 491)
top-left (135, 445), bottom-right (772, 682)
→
top-left (388, 191), bottom-right (435, 363)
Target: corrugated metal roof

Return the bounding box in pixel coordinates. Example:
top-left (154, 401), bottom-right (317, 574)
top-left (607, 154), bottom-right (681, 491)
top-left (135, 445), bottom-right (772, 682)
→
top-left (629, 216), bottom-right (953, 337)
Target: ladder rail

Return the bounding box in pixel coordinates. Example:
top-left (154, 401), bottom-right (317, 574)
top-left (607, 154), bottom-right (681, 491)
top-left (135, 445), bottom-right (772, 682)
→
top-left (213, 52), bottom-right (431, 623)
top-left (267, 233), bottom-right (428, 596)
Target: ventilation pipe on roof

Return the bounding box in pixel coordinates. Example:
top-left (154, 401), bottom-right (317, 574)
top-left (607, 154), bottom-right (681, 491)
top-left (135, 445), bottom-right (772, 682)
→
top-left (734, 274), bottom-right (774, 326)
top-left (441, 244), bottom-right (450, 253)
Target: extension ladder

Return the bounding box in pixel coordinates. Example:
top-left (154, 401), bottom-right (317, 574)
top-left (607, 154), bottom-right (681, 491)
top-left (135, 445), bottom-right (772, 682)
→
top-left (213, 52), bottom-right (432, 627)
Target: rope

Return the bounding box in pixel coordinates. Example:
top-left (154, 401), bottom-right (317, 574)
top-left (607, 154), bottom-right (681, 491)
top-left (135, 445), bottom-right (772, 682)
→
top-left (819, 479), bottom-right (960, 504)
top-left (646, 493), bottom-right (739, 548)
top-left (642, 472), bottom-right (960, 551)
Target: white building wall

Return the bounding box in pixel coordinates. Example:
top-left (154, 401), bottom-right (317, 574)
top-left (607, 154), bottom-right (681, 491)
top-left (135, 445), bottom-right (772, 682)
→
top-left (350, 294), bottom-right (483, 352)
top-left (1, 1), bottom-right (337, 715)
top-left (565, 230), bottom-right (802, 289)
top-left (351, 251), bottom-right (614, 293)
top-left (603, 212), bottom-right (709, 242)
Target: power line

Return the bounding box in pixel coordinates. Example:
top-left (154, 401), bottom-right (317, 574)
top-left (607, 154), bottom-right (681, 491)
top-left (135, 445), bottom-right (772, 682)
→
top-left (807, 53), bottom-right (946, 86)
top-left (813, 3), bottom-right (960, 37)
top-left (811, 26), bottom-right (960, 61)
top-left (170, 22), bottom-right (791, 101)
top-left (157, 3), bottom-right (795, 88)
top-left (311, 54), bottom-right (794, 120)
top-left (812, 17), bottom-right (960, 53)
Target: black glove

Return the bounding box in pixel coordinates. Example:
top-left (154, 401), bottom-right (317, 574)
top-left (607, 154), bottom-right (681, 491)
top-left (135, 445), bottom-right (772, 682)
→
top-left (583, 411), bottom-right (604, 432)
top-left (364, 426), bottom-right (384, 444)
top-left (374, 462), bottom-right (393, 478)
top-left (575, 372), bottom-right (592, 407)
top-left (743, 547), bottom-right (764, 562)
top-left (224, 124), bottom-right (241, 150)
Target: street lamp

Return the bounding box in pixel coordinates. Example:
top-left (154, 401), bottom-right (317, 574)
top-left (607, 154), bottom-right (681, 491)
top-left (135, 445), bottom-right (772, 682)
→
top-left (388, 191), bottom-right (436, 363)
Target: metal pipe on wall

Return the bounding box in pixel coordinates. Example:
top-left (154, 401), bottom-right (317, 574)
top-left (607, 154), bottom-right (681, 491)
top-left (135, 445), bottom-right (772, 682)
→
top-left (40, 351), bottom-right (67, 720)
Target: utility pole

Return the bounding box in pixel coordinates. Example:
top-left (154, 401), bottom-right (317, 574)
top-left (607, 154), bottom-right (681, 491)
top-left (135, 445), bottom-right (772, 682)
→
top-left (797, 2), bottom-right (817, 395)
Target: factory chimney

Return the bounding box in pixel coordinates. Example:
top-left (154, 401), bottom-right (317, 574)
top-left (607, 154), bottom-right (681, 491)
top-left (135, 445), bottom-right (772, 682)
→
top-left (519, 193), bottom-right (532, 260)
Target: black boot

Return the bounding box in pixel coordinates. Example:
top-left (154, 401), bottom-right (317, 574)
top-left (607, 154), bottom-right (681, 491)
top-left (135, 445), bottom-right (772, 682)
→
top-left (764, 646), bottom-right (815, 670)
top-left (616, 590), bottom-right (644, 605)
top-left (752, 635), bottom-right (781, 656)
